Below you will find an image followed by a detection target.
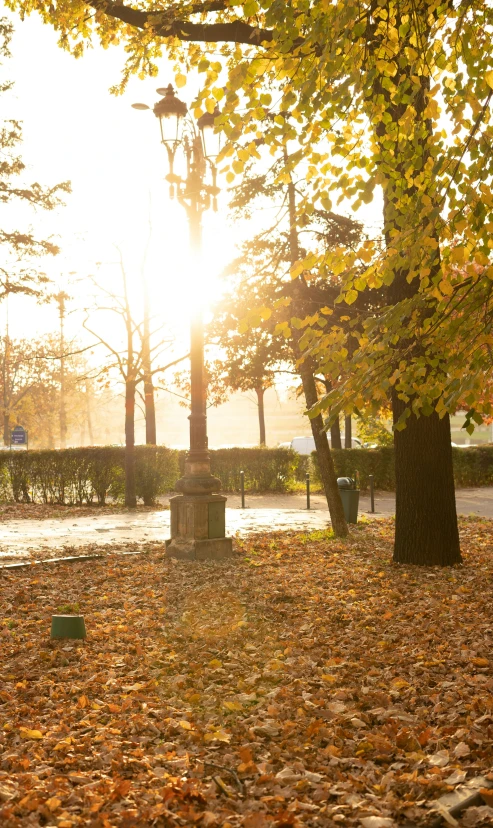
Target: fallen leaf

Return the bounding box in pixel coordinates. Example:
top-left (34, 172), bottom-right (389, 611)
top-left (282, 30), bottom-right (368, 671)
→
top-left (224, 701), bottom-right (242, 711)
top-left (204, 728), bottom-right (231, 743)
top-left (444, 770), bottom-right (467, 785)
top-left (45, 796), bottom-right (61, 812)
top-left (327, 701), bottom-right (346, 714)
top-left (428, 750), bottom-right (450, 768)
top-left (19, 728), bottom-right (43, 740)
top-left (276, 767), bottom-right (301, 782)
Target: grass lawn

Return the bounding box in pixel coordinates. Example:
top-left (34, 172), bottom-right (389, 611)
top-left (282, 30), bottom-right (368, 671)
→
top-left (0, 518), bottom-right (492, 827)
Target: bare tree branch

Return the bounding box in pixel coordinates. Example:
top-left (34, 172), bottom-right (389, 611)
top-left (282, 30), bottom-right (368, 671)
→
top-left (85, 0), bottom-right (274, 45)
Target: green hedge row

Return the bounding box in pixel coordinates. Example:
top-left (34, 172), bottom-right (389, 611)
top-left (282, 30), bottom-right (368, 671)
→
top-left (0, 444), bottom-right (490, 505)
top-left (203, 447), bottom-right (300, 493)
top-left (311, 447), bottom-right (395, 491)
top-left (450, 445), bottom-right (493, 487)
top-left (0, 447), bottom-right (179, 506)
top-left (311, 445), bottom-right (493, 490)
top-left (0, 446), bottom-right (301, 505)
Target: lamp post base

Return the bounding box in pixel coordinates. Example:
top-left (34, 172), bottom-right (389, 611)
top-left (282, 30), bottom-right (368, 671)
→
top-left (165, 493), bottom-right (233, 560)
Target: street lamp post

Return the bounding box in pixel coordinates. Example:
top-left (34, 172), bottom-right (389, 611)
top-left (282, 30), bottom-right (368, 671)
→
top-left (133, 85), bottom-right (232, 560)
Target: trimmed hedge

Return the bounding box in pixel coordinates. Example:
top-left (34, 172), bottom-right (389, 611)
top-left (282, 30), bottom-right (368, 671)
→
top-left (311, 445), bottom-right (493, 491)
top-left (179, 447), bottom-right (300, 493)
top-left (0, 444), bottom-right (491, 504)
top-left (311, 447), bottom-right (395, 491)
top-left (0, 446), bottom-right (179, 506)
top-left (451, 445), bottom-right (493, 488)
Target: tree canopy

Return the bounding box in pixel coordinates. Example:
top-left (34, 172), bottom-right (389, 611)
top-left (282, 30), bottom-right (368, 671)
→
top-left (7, 0), bottom-right (492, 422)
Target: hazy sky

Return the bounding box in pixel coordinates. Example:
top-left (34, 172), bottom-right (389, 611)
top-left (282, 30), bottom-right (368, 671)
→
top-left (1, 9), bottom-right (383, 365)
top-left (2, 9), bottom-right (237, 350)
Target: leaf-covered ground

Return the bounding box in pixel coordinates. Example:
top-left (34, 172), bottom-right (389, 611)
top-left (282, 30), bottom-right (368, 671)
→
top-left (0, 518), bottom-right (492, 827)
top-left (0, 504), bottom-right (167, 522)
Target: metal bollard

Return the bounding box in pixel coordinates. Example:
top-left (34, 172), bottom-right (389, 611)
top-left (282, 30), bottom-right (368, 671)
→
top-left (306, 472), bottom-right (311, 510)
top-left (369, 474), bottom-right (375, 513)
top-left (240, 470), bottom-right (245, 509)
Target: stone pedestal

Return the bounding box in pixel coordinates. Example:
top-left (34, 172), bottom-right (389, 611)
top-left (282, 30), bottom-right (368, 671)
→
top-left (165, 493), bottom-right (233, 560)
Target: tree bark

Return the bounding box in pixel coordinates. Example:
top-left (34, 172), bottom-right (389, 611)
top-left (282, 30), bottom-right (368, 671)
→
top-left (59, 346), bottom-right (67, 450)
top-left (125, 376), bottom-right (137, 508)
top-left (371, 32), bottom-right (461, 565)
top-left (86, 1), bottom-right (273, 45)
top-left (283, 145), bottom-right (347, 537)
top-left (330, 416), bottom-right (342, 449)
top-left (122, 259), bottom-right (137, 508)
top-left (300, 364), bottom-right (348, 537)
top-left (85, 379), bottom-right (94, 445)
top-left (344, 415), bottom-right (352, 449)
top-left (3, 334), bottom-right (10, 446)
top-left (323, 380), bottom-right (342, 450)
top-left (392, 392), bottom-right (461, 565)
top-left (142, 275), bottom-right (157, 445)
top-left (383, 184), bottom-right (461, 565)
top-left (256, 386), bottom-right (266, 446)
top-left (144, 373), bottom-right (157, 445)
top-left (3, 411), bottom-right (9, 446)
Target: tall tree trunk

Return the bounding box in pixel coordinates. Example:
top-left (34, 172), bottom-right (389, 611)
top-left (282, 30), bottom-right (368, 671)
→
top-left (330, 416), bottom-right (342, 450)
top-left (121, 257), bottom-right (137, 508)
top-left (59, 355), bottom-right (67, 449)
top-left (300, 364), bottom-right (348, 537)
top-left (85, 379), bottom-right (94, 445)
top-left (283, 145), bottom-right (347, 536)
top-left (392, 393), bottom-right (460, 565)
top-left (3, 410), bottom-right (9, 446)
top-left (372, 41), bottom-right (461, 564)
top-left (142, 246), bottom-right (157, 445)
top-left (144, 372), bottom-right (156, 444)
top-left (3, 333), bottom-right (10, 446)
top-left (58, 292), bottom-right (67, 450)
top-left (323, 379), bottom-right (342, 449)
top-left (344, 416), bottom-right (352, 449)
top-left (125, 376), bottom-right (136, 508)
top-left (256, 386), bottom-right (266, 446)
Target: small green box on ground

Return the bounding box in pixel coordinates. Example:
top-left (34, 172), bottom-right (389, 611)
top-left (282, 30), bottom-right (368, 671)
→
top-left (51, 615), bottom-right (86, 639)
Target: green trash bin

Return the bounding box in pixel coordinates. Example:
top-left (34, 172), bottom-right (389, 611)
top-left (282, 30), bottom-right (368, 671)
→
top-left (337, 477), bottom-right (360, 524)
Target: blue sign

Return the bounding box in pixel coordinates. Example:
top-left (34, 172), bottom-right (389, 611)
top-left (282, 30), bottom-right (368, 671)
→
top-left (11, 426), bottom-right (27, 445)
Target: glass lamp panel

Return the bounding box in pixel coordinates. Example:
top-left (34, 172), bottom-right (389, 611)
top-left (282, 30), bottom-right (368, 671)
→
top-left (201, 124), bottom-right (221, 160)
top-left (159, 113), bottom-right (180, 144)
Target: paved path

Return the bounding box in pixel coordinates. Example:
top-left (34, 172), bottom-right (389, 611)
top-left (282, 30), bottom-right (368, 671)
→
top-left (0, 488), bottom-right (492, 562)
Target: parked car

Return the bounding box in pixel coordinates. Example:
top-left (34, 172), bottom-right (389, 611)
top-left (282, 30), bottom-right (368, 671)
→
top-left (281, 436), bottom-right (363, 455)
